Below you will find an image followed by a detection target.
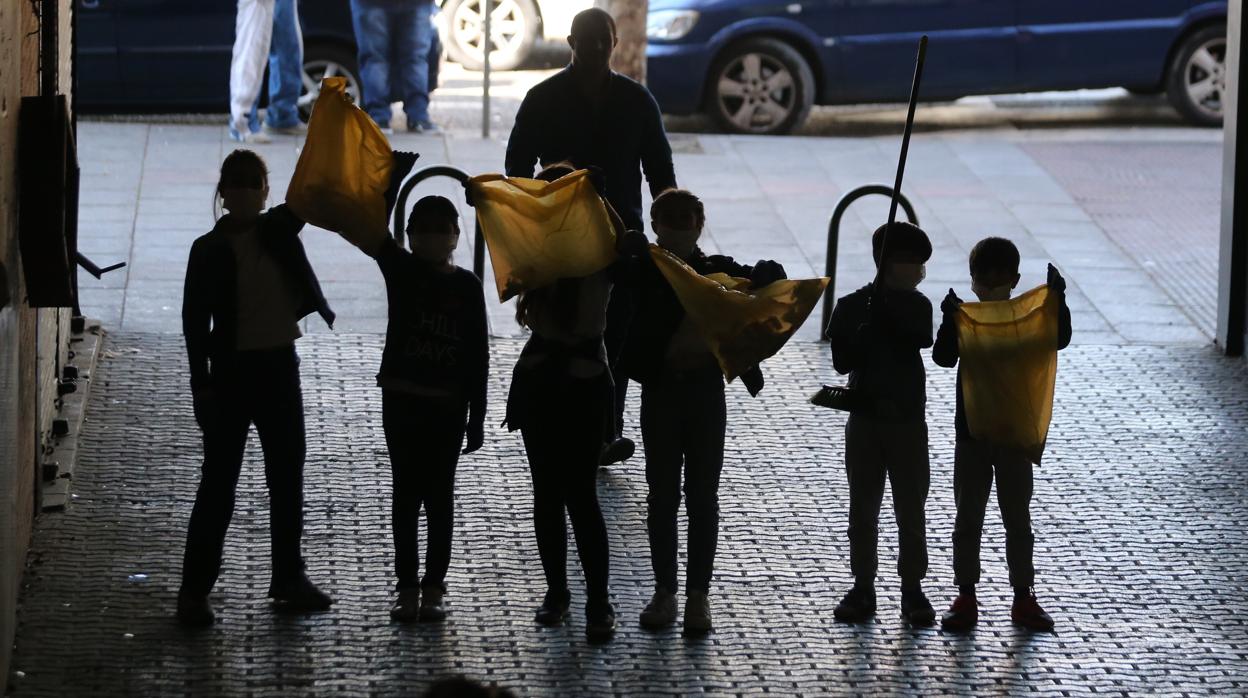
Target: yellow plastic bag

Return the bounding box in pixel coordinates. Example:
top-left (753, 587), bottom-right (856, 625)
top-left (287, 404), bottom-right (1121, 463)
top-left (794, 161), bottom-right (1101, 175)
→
top-left (286, 76), bottom-right (393, 251)
top-left (955, 285), bottom-right (1060, 464)
top-left (468, 171), bottom-right (617, 301)
top-left (650, 245), bottom-right (829, 381)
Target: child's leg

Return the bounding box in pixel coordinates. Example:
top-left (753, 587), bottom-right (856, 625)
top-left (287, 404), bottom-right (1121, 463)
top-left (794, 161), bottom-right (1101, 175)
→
top-left (419, 403), bottom-right (468, 591)
top-left (559, 391), bottom-right (612, 602)
top-left (951, 439), bottom-right (995, 591)
top-left (681, 382), bottom-right (726, 595)
top-left (522, 424), bottom-right (570, 595)
top-left (845, 416), bottom-right (888, 588)
top-left (382, 391), bottom-right (423, 592)
top-left (992, 450), bottom-right (1035, 591)
top-left (181, 379), bottom-right (252, 596)
top-left (641, 383), bottom-right (685, 593)
top-left (885, 420), bottom-right (930, 588)
top-left (251, 347), bottom-right (308, 586)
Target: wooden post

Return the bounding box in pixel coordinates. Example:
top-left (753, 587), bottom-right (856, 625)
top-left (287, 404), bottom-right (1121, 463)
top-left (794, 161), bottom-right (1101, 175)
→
top-left (607, 0), bottom-right (647, 83)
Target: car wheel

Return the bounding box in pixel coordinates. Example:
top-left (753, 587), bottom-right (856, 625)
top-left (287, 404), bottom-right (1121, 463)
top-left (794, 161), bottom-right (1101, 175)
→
top-left (1166, 25), bottom-right (1226, 127)
top-left (443, 0), bottom-right (538, 72)
top-left (705, 38), bottom-right (815, 135)
top-left (299, 45), bottom-right (361, 122)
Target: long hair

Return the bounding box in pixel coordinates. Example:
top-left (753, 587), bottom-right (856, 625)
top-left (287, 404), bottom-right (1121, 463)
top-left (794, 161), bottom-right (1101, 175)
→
top-left (213, 149), bottom-right (269, 220)
top-left (515, 161), bottom-right (579, 328)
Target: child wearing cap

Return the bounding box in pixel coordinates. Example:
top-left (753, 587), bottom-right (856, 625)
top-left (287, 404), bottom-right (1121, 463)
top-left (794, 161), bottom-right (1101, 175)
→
top-left (826, 221), bottom-right (936, 626)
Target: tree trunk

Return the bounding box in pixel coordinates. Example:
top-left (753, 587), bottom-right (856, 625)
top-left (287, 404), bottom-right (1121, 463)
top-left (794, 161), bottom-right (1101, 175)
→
top-left (607, 0), bottom-right (647, 84)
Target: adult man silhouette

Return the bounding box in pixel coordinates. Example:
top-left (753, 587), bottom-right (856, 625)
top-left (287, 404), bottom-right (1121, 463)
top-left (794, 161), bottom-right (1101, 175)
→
top-left (505, 8), bottom-right (677, 464)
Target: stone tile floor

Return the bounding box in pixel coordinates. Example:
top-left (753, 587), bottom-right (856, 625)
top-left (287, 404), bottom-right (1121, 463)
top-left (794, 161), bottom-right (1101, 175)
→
top-left (8, 334), bottom-right (1248, 696)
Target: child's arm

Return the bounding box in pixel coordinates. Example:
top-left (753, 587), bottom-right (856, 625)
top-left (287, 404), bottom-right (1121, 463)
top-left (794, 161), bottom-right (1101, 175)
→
top-left (181, 241), bottom-right (213, 428)
top-left (264, 203), bottom-right (307, 237)
top-left (828, 296), bottom-right (863, 376)
top-left (463, 276), bottom-right (490, 455)
top-left (932, 288), bottom-right (962, 368)
top-left (1049, 264), bottom-right (1073, 350)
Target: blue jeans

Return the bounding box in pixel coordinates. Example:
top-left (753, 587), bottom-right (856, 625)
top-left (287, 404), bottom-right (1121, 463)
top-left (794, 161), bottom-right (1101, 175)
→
top-left (349, 0), bottom-right (435, 127)
top-left (243, 0), bottom-right (304, 132)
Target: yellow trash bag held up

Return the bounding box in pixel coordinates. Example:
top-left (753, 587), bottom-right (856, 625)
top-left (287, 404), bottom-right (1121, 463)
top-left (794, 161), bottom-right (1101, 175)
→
top-left (286, 76), bottom-right (393, 251)
top-left (650, 245), bottom-right (830, 381)
top-left (955, 285), bottom-right (1060, 465)
top-left (468, 171), bottom-right (617, 301)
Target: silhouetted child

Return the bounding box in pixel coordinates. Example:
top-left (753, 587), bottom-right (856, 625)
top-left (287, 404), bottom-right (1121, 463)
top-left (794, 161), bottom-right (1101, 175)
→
top-left (619, 188), bottom-right (782, 636)
top-left (369, 195), bottom-right (489, 624)
top-left (827, 221), bottom-right (935, 626)
top-left (504, 162), bottom-right (646, 643)
top-left (933, 238), bottom-right (1071, 633)
top-left (178, 149), bottom-right (335, 627)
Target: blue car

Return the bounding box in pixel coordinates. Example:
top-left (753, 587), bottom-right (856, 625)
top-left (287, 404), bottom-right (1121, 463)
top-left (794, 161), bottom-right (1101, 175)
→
top-left (77, 0), bottom-right (439, 117)
top-left (646, 0), bottom-right (1228, 133)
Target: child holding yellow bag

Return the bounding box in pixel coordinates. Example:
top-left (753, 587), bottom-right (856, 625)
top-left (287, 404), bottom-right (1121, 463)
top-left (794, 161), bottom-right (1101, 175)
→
top-left (933, 237), bottom-right (1072, 633)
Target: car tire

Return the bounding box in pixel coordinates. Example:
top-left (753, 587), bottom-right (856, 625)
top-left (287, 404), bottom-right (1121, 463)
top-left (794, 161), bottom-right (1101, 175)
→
top-left (300, 44), bottom-right (362, 122)
top-left (1166, 24), bottom-right (1227, 127)
top-left (443, 0), bottom-right (539, 72)
top-left (705, 38), bottom-right (815, 135)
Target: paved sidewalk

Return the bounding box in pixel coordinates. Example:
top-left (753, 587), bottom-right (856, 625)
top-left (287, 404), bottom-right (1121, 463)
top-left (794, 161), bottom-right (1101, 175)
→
top-left (74, 119), bottom-right (1222, 345)
top-left (8, 334), bottom-right (1248, 696)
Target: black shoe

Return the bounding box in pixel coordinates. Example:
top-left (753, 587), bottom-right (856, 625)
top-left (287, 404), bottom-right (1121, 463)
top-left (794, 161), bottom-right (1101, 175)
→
top-left (270, 575), bottom-right (334, 613)
top-left (599, 437), bottom-right (635, 466)
top-left (419, 586), bottom-right (447, 623)
top-left (834, 586), bottom-right (876, 623)
top-left (176, 592), bottom-right (215, 627)
top-left (389, 589), bottom-right (420, 623)
top-left (901, 588), bottom-right (936, 626)
top-left (535, 588), bottom-right (571, 627)
top-left (586, 600), bottom-right (617, 643)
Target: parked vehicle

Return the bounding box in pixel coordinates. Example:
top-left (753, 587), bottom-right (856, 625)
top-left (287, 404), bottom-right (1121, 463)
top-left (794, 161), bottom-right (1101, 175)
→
top-left (437, 0), bottom-right (595, 71)
top-left (76, 0), bottom-right (440, 117)
top-left (646, 0), bottom-right (1229, 134)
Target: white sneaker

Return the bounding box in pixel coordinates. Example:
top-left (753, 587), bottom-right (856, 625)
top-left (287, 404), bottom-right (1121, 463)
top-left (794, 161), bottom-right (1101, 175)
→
top-left (683, 591), bottom-right (713, 635)
top-left (639, 588), bottom-right (678, 629)
top-left (230, 129), bottom-right (273, 144)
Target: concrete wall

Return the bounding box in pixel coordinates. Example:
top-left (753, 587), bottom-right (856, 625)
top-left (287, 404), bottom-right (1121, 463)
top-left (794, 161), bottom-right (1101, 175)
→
top-left (0, 0), bottom-right (74, 683)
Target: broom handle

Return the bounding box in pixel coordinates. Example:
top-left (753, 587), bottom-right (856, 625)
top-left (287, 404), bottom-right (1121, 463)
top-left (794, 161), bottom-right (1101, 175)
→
top-left (874, 35), bottom-right (929, 290)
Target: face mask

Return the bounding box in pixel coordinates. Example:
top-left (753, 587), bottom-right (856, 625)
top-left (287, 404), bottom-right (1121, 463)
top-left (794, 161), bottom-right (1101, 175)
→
top-left (885, 262), bottom-right (925, 290)
top-left (973, 280), bottom-right (1013, 303)
top-left (411, 233), bottom-right (459, 263)
top-left (656, 227), bottom-right (700, 259)
top-left (220, 187), bottom-right (267, 218)
top-left (972, 281), bottom-right (1013, 302)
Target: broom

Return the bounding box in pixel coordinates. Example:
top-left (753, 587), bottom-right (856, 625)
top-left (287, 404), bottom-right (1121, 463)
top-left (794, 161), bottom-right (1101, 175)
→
top-left (812, 35), bottom-right (929, 412)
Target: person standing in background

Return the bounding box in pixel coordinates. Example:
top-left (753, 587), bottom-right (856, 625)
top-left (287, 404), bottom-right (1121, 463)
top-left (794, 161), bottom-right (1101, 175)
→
top-left (258, 0), bottom-right (307, 136)
top-left (228, 0), bottom-right (276, 143)
top-left (349, 0), bottom-right (441, 134)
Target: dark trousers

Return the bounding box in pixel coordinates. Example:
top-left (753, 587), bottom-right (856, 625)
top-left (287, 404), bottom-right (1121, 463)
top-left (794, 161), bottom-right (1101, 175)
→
top-left (181, 346), bottom-right (306, 596)
top-left (521, 376), bottom-right (611, 601)
top-left (604, 288), bottom-right (634, 440)
top-left (844, 415), bottom-right (929, 588)
top-left (952, 439), bottom-right (1035, 588)
top-left (383, 391), bottom-right (466, 592)
top-left (640, 376), bottom-right (726, 594)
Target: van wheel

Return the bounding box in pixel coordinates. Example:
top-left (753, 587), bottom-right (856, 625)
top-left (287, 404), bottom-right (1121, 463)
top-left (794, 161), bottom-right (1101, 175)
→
top-left (1167, 25), bottom-right (1227, 127)
top-left (705, 38), bottom-right (815, 135)
top-left (300, 44), bottom-right (361, 121)
top-left (443, 0), bottom-right (539, 71)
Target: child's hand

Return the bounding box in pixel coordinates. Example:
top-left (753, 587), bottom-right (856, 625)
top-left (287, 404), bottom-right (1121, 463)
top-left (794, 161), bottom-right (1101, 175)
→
top-left (750, 260), bottom-right (787, 288)
top-left (462, 180), bottom-right (476, 207)
top-left (1047, 263), bottom-right (1066, 294)
top-left (617, 229), bottom-right (649, 257)
top-left (463, 421), bottom-right (485, 455)
top-left (741, 366), bottom-right (765, 397)
top-left (941, 288), bottom-right (963, 315)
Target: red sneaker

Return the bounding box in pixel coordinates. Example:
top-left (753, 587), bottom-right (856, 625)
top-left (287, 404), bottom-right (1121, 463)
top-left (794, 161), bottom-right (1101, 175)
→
top-left (940, 594), bottom-right (978, 632)
top-left (1011, 592), bottom-right (1055, 632)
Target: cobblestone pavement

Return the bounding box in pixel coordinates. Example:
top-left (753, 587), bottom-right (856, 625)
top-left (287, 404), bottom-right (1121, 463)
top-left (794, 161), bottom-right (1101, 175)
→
top-left (9, 333), bottom-right (1248, 696)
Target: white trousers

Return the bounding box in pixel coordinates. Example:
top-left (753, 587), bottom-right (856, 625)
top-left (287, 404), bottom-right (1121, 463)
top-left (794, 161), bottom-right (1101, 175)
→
top-left (229, 0), bottom-right (276, 135)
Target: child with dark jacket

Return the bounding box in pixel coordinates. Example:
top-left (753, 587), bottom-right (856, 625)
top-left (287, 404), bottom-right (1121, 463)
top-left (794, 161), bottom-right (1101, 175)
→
top-left (371, 195), bottom-right (489, 624)
top-left (178, 149), bottom-right (335, 627)
top-left (619, 188), bottom-right (784, 636)
top-left (933, 237), bottom-right (1071, 633)
top-left (827, 221), bottom-right (936, 626)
